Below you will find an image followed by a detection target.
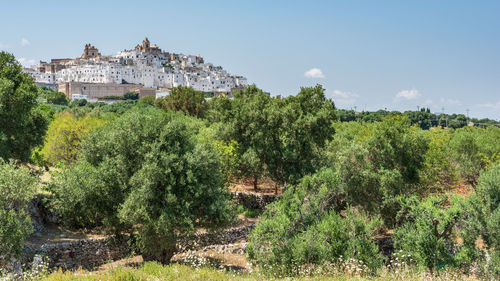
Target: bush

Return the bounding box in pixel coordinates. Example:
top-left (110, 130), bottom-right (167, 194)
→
top-left (40, 112), bottom-right (105, 166)
top-left (70, 98), bottom-right (87, 107)
top-left (473, 162), bottom-right (500, 278)
top-left (449, 126), bottom-right (500, 184)
top-left (247, 169), bottom-right (383, 275)
top-left (50, 160), bottom-right (124, 230)
top-left (419, 128), bottom-right (458, 190)
top-left (393, 195), bottom-right (482, 272)
top-left (328, 116), bottom-right (429, 226)
top-left (156, 86), bottom-right (205, 117)
top-left (46, 91), bottom-right (69, 105)
top-left (123, 92), bottom-right (139, 100)
top-left (0, 160), bottom-right (37, 264)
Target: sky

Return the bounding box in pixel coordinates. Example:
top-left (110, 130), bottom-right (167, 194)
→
top-left (1, 0), bottom-right (499, 119)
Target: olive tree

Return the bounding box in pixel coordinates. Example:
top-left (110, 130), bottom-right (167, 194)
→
top-left (52, 107), bottom-right (234, 264)
top-left (119, 118), bottom-right (233, 263)
top-left (205, 84), bottom-right (336, 191)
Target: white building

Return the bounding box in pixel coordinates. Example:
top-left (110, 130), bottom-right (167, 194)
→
top-left (30, 38), bottom-right (247, 93)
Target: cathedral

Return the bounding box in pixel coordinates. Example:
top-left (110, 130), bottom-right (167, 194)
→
top-left (134, 37), bottom-right (162, 53)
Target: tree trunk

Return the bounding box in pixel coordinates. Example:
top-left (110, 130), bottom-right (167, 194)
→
top-left (253, 177), bottom-right (258, 191)
top-left (274, 183), bottom-right (278, 195)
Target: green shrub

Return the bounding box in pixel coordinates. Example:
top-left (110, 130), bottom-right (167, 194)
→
top-left (0, 160), bottom-right (37, 264)
top-left (393, 195), bottom-right (482, 272)
top-left (123, 92), bottom-right (139, 100)
top-left (420, 128), bottom-right (458, 190)
top-left (328, 116), bottom-right (429, 226)
top-left (40, 112), bottom-right (105, 166)
top-left (46, 91), bottom-right (69, 105)
top-left (473, 162), bottom-right (500, 278)
top-left (247, 169), bottom-right (383, 275)
top-left (50, 160), bottom-right (124, 230)
top-left (243, 208), bottom-right (261, 218)
top-left (449, 126), bottom-right (500, 184)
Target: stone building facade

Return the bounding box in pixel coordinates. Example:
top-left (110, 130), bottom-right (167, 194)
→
top-left (81, 44), bottom-right (101, 59)
top-left (58, 82), bottom-right (155, 100)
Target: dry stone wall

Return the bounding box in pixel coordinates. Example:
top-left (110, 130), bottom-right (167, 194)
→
top-left (30, 236), bottom-right (133, 270)
top-left (231, 192), bottom-right (279, 210)
top-left (19, 192), bottom-right (276, 271)
top-left (177, 224), bottom-right (255, 251)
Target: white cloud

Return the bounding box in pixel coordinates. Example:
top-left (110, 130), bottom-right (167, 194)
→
top-left (439, 98), bottom-right (461, 106)
top-left (304, 68), bottom-right (325, 78)
top-left (330, 90), bottom-right (359, 106)
top-left (21, 38), bottom-right (30, 47)
top-left (395, 89), bottom-right (421, 100)
top-left (479, 101), bottom-right (500, 110)
top-left (424, 99), bottom-right (434, 106)
top-left (17, 57), bottom-right (35, 67)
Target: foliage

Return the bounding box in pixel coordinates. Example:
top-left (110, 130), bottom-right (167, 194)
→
top-left (119, 117), bottom-right (233, 263)
top-left (0, 51), bottom-right (49, 161)
top-left (449, 126), bottom-right (500, 184)
top-left (98, 95), bottom-right (124, 100)
top-left (46, 91), bottom-right (69, 105)
top-left (328, 116), bottom-right (429, 226)
top-left (393, 195), bottom-right (482, 272)
top-left (156, 86), bottom-right (205, 117)
top-left (70, 98), bottom-right (87, 107)
top-left (206, 84), bottom-right (336, 189)
top-left (419, 128), bottom-right (457, 190)
top-left (138, 96), bottom-right (156, 106)
top-left (51, 107), bottom-right (234, 264)
top-left (267, 85), bottom-right (337, 186)
top-left (336, 108), bottom-right (499, 130)
top-left (40, 112), bottom-right (105, 165)
top-left (236, 205), bottom-right (262, 218)
top-left (247, 169), bottom-right (383, 275)
top-left (50, 161), bottom-right (124, 229)
top-left (123, 91), bottom-right (139, 100)
top-left (472, 163), bottom-right (500, 278)
top-left (0, 160), bottom-right (37, 263)
top-left (196, 124), bottom-right (239, 182)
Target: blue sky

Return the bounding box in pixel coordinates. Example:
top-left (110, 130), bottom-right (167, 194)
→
top-left (1, 0), bottom-right (499, 119)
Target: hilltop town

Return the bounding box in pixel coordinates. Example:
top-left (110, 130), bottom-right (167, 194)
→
top-left (24, 38), bottom-right (247, 101)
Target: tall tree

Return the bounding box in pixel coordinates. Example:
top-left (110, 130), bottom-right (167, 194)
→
top-left (0, 52), bottom-right (49, 161)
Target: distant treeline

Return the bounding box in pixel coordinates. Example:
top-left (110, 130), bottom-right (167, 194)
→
top-left (337, 108), bottom-right (499, 129)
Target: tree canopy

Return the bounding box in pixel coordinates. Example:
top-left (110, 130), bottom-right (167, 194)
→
top-left (0, 51), bottom-right (49, 161)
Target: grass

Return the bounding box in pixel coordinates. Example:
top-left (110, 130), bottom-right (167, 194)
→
top-left (41, 262), bottom-right (481, 281)
top-left (236, 205), bottom-right (262, 218)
